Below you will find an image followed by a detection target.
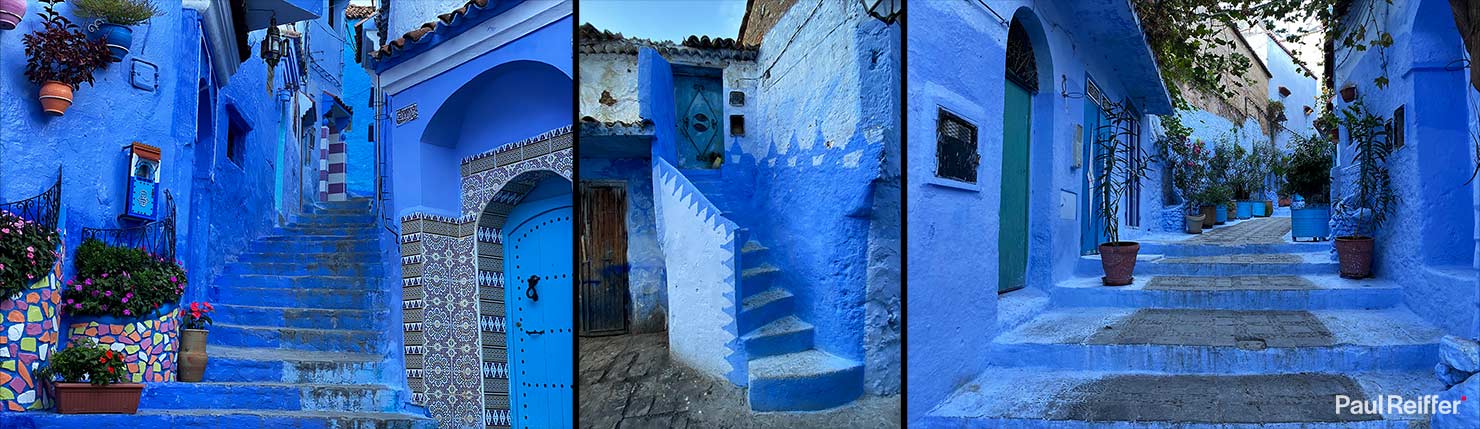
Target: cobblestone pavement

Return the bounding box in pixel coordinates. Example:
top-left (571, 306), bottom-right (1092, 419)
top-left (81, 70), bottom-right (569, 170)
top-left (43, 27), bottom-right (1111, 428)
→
top-left (1160, 253), bottom-right (1302, 264)
top-left (1047, 373), bottom-right (1378, 423)
top-left (1145, 275), bottom-right (1316, 290)
top-left (1182, 217), bottom-right (1292, 245)
top-left (1087, 309), bottom-right (1334, 348)
top-left (579, 332), bottom-right (900, 429)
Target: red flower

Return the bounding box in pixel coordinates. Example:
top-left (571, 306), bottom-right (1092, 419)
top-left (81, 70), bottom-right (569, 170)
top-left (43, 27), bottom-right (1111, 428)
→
top-left (190, 302), bottom-right (199, 312)
top-left (107, 367), bottom-right (115, 374)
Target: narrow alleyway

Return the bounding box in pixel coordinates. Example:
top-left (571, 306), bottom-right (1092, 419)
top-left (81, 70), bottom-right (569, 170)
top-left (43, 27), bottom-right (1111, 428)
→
top-left (923, 216), bottom-right (1447, 427)
top-left (579, 333), bottom-right (899, 428)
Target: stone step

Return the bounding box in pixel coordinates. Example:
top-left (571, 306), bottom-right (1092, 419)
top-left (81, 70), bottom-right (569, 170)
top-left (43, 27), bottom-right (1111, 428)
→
top-left (216, 286), bottom-right (377, 309)
top-left (209, 323), bottom-right (381, 354)
top-left (922, 368), bottom-right (1440, 428)
top-left (257, 235), bottom-right (381, 243)
top-left (214, 304), bottom-right (378, 330)
top-left (289, 214), bottom-right (378, 225)
top-left (1047, 275), bottom-right (1403, 310)
top-left (740, 264), bottom-right (781, 298)
top-left (988, 307), bottom-right (1443, 373)
top-left (1076, 252), bottom-right (1338, 276)
top-left (139, 382), bottom-right (403, 412)
top-left (739, 287), bottom-right (794, 334)
top-left (246, 239), bottom-right (380, 254)
top-left (213, 273), bottom-right (378, 290)
top-left (0, 409), bottom-right (436, 429)
top-left (1138, 241), bottom-right (1326, 257)
top-left (221, 261), bottom-right (383, 277)
top-left (309, 199), bottom-right (372, 210)
top-left (742, 315), bottom-right (815, 359)
top-left (747, 349), bottom-right (863, 411)
top-left (204, 345), bottom-right (383, 384)
top-left (231, 251), bottom-right (382, 265)
top-left (271, 226), bottom-right (379, 236)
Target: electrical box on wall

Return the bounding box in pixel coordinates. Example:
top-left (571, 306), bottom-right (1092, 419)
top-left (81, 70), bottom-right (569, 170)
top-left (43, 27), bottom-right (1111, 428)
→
top-left (124, 142), bottom-right (162, 221)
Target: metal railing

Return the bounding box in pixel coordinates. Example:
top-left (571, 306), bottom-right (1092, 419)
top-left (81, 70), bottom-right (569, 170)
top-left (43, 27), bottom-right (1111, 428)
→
top-left (80, 191), bottom-right (178, 260)
top-left (0, 171), bottom-right (62, 230)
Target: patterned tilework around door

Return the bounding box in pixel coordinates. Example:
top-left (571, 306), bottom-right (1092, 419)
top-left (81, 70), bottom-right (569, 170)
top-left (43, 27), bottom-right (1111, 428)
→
top-left (400, 127), bottom-right (572, 429)
top-left (0, 272), bottom-right (62, 411)
top-left (66, 308), bottom-right (180, 383)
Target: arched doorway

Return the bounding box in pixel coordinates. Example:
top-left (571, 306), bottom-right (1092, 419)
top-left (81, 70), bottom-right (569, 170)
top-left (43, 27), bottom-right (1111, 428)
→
top-left (999, 14), bottom-right (1046, 293)
top-left (477, 170), bottom-right (573, 428)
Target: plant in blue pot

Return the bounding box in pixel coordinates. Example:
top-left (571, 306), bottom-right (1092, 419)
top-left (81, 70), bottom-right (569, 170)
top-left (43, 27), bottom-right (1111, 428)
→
top-left (1284, 132), bottom-right (1335, 242)
top-left (71, 0), bottom-right (162, 62)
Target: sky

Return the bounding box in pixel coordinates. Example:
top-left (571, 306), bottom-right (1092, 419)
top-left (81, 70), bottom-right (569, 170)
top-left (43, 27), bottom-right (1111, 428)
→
top-left (581, 0), bottom-right (748, 43)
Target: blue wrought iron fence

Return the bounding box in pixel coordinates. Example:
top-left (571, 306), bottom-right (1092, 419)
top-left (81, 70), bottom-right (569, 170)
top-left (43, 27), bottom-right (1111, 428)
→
top-left (80, 191), bottom-right (177, 261)
top-left (0, 173), bottom-right (62, 230)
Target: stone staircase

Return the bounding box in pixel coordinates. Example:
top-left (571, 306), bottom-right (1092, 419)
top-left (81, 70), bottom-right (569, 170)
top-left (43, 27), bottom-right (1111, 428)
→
top-left (923, 217), bottom-right (1448, 428)
top-left (10, 199), bottom-right (433, 428)
top-left (687, 171), bottom-right (865, 412)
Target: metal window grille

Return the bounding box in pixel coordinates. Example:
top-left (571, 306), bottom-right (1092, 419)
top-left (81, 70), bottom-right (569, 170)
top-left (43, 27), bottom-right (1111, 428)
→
top-left (936, 109), bottom-right (979, 183)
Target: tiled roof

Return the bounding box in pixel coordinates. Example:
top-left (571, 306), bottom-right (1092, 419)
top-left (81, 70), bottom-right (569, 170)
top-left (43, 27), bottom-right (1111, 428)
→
top-left (578, 23), bottom-right (757, 61)
top-left (372, 0), bottom-right (520, 65)
top-left (345, 5), bottom-right (377, 20)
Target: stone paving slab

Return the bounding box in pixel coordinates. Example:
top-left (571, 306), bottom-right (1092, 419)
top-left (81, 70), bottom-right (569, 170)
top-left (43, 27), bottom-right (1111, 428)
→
top-left (1181, 217), bottom-right (1293, 245)
top-left (999, 307), bottom-right (1442, 346)
top-left (1160, 253), bottom-right (1304, 264)
top-left (1086, 309), bottom-right (1334, 348)
top-left (1145, 275), bottom-right (1317, 291)
top-left (578, 332), bottom-right (899, 428)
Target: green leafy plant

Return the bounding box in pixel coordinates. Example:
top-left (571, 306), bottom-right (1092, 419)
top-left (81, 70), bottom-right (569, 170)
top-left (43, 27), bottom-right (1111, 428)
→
top-left (183, 301), bottom-right (214, 330)
top-left (22, 0), bottom-right (112, 87)
top-left (1336, 101), bottom-right (1397, 238)
top-left (1092, 100), bottom-right (1154, 245)
top-left (63, 239), bottom-right (186, 318)
top-left (36, 337), bottom-right (128, 386)
top-left (1283, 133), bottom-right (1336, 204)
top-left (1161, 133), bottom-right (1210, 214)
top-left (0, 210), bottom-right (61, 299)
top-left (71, 0), bottom-right (162, 26)
top-left (1248, 141), bottom-right (1281, 198)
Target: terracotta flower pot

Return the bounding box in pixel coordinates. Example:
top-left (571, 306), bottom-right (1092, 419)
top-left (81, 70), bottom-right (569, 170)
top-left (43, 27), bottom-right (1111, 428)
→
top-left (1263, 200), bottom-right (1274, 216)
top-left (1185, 214), bottom-right (1204, 234)
top-left (1340, 85), bottom-right (1358, 103)
top-left (53, 382), bottom-right (144, 414)
top-left (39, 81), bottom-right (74, 116)
top-left (1279, 197), bottom-right (1291, 207)
top-left (0, 0), bottom-right (24, 30)
top-left (1098, 242), bottom-right (1140, 286)
top-left (1335, 236), bottom-right (1374, 279)
top-left (1200, 205), bottom-right (1216, 228)
top-left (177, 329), bottom-right (208, 382)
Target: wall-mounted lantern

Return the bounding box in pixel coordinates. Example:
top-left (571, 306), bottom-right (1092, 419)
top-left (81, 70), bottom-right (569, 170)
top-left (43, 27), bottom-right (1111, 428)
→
top-left (260, 18), bottom-right (286, 91)
top-left (124, 142), bottom-right (162, 221)
top-left (862, 0), bottom-right (901, 24)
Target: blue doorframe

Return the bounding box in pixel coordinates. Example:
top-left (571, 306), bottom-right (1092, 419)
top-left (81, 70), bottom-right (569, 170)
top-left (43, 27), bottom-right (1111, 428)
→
top-left (1080, 78), bottom-right (1110, 254)
top-left (505, 189), bottom-right (573, 428)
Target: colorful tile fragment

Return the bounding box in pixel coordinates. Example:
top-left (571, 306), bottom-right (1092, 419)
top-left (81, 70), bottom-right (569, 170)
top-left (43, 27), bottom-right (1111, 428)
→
top-left (0, 271), bottom-right (61, 413)
top-left (66, 307), bottom-right (180, 383)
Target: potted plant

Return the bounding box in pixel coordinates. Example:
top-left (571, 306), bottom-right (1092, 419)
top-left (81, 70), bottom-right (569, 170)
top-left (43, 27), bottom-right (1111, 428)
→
top-left (1163, 134), bottom-right (1209, 234)
top-left (0, 0), bottom-right (24, 30)
top-left (1333, 101), bottom-right (1396, 278)
top-left (1092, 102), bottom-right (1153, 286)
top-left (1249, 142), bottom-right (1280, 217)
top-left (177, 301), bottom-right (214, 382)
top-left (71, 0), bottom-right (162, 62)
top-left (1207, 139), bottom-right (1236, 224)
top-left (22, 0), bottom-right (113, 116)
top-left (1285, 133), bottom-right (1335, 241)
top-left (1229, 144), bottom-right (1257, 220)
top-left (36, 338), bottom-right (143, 414)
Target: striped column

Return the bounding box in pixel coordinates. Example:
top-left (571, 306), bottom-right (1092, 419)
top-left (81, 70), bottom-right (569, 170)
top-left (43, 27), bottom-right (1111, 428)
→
top-left (327, 132), bottom-right (348, 202)
top-left (318, 126), bottom-right (330, 202)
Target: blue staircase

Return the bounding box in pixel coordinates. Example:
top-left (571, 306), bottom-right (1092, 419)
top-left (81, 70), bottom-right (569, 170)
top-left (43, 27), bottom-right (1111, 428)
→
top-left (687, 171), bottom-right (865, 412)
top-left (3, 199), bottom-right (434, 428)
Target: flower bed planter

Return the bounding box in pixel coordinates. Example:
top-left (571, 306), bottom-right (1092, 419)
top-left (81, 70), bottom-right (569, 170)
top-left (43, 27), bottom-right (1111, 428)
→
top-left (65, 304), bottom-right (180, 383)
top-left (0, 267), bottom-right (62, 412)
top-left (52, 382), bottom-right (142, 414)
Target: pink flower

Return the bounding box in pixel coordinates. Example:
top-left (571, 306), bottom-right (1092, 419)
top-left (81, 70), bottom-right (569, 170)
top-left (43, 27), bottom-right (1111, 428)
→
top-left (123, 309), bottom-right (131, 316)
top-left (121, 297), bottom-right (129, 303)
top-left (1, 228), bottom-right (9, 234)
top-left (104, 291), bottom-right (112, 297)
top-left (73, 304), bottom-right (81, 309)
top-left (84, 278), bottom-right (92, 286)
top-left (24, 246), bottom-right (32, 252)
top-left (101, 273), bottom-right (108, 278)
top-left (169, 276), bottom-right (177, 283)
top-left (66, 299), bottom-right (73, 304)
top-left (74, 285), bottom-right (81, 291)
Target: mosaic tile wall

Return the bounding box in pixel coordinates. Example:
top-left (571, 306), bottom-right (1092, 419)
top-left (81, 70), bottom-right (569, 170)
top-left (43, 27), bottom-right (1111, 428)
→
top-left (66, 307), bottom-right (180, 383)
top-left (402, 127), bottom-right (572, 429)
top-left (0, 270), bottom-right (61, 412)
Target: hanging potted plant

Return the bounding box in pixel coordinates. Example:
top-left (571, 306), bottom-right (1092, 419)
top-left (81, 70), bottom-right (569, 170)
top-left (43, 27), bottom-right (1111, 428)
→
top-left (0, 0), bottom-right (24, 30)
top-left (1092, 101), bottom-right (1153, 286)
top-left (71, 0), bottom-right (163, 62)
top-left (22, 0), bottom-right (113, 116)
top-left (36, 337), bottom-right (143, 414)
top-left (1333, 101), bottom-right (1396, 279)
top-left (177, 301), bottom-right (214, 382)
top-left (1286, 133), bottom-right (1335, 241)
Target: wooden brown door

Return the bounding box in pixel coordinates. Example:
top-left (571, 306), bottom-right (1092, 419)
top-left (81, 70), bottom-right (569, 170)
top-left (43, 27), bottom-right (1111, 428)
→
top-left (579, 183), bottom-right (630, 336)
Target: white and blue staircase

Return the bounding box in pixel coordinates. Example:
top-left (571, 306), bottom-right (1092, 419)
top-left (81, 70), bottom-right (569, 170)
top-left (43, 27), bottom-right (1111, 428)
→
top-left (688, 171), bottom-right (865, 412)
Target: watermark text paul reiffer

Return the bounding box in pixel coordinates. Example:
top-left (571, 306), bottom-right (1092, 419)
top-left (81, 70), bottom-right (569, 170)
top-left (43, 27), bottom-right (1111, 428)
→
top-left (1336, 394), bottom-right (1467, 416)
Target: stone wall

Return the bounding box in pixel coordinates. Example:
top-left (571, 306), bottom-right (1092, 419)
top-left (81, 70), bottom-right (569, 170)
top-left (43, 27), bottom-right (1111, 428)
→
top-left (578, 54), bottom-right (641, 124)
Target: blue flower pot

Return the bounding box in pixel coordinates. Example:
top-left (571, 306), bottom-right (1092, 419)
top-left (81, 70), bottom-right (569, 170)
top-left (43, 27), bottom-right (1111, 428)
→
top-left (96, 23), bottom-right (132, 62)
top-left (1252, 201), bottom-right (1268, 217)
top-left (1215, 205), bottom-right (1228, 224)
top-left (1291, 206), bottom-right (1331, 242)
top-left (1236, 201), bottom-right (1253, 219)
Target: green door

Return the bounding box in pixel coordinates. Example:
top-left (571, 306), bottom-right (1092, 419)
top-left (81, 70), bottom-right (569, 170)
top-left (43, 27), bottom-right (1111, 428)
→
top-left (999, 81), bottom-right (1031, 293)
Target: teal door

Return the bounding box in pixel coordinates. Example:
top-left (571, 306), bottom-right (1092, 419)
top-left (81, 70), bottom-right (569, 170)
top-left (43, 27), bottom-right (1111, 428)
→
top-left (999, 81), bottom-right (1032, 293)
top-left (506, 193), bottom-right (573, 429)
top-left (674, 69), bottom-right (724, 170)
top-left (1080, 92), bottom-right (1111, 254)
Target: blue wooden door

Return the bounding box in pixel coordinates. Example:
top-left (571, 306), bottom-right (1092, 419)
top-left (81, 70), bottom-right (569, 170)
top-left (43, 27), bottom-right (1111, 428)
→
top-left (999, 81), bottom-right (1031, 293)
top-left (1080, 92), bottom-right (1110, 254)
top-left (674, 70), bottom-right (724, 170)
top-left (506, 194), bottom-right (573, 429)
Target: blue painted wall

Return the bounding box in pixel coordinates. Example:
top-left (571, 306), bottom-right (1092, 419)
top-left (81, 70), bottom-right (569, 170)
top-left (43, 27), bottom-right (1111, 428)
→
top-left (906, 1), bottom-right (1169, 420)
top-left (342, 14), bottom-right (376, 197)
top-left (1330, 0), bottom-right (1478, 338)
top-left (579, 157), bottom-right (667, 333)
top-left (1251, 32), bottom-right (1319, 149)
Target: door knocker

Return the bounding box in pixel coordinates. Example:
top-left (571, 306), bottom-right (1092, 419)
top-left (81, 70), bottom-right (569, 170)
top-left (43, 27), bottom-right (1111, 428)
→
top-left (525, 275), bottom-right (540, 301)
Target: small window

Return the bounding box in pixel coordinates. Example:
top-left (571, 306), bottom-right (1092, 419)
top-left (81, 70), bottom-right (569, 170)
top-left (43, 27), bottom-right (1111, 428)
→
top-left (936, 109), bottom-right (979, 183)
top-left (729, 115), bottom-right (745, 136)
top-left (225, 104), bottom-right (250, 166)
top-left (1391, 105), bottom-right (1405, 149)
